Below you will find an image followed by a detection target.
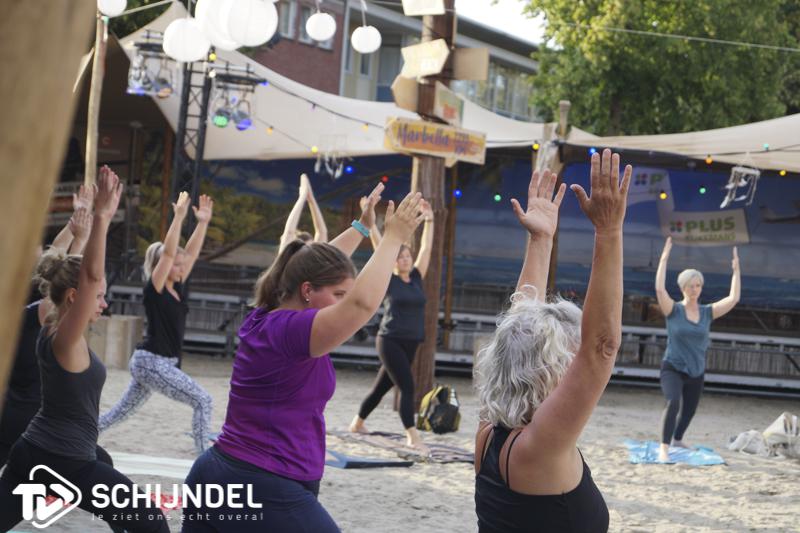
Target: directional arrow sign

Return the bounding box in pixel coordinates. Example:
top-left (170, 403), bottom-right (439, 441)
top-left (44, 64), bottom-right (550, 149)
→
top-left (384, 117), bottom-right (486, 165)
top-left (401, 0), bottom-right (445, 16)
top-left (433, 81), bottom-right (464, 126)
top-left (400, 39), bottom-right (450, 79)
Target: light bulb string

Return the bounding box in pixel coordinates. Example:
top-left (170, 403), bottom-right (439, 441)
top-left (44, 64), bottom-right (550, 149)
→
top-left (360, 0), bottom-right (369, 28)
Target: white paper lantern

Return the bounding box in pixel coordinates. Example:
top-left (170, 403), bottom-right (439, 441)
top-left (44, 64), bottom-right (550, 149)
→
top-left (195, 0), bottom-right (241, 51)
top-left (97, 0), bottom-right (127, 17)
top-left (163, 18), bottom-right (211, 63)
top-left (223, 0), bottom-right (279, 47)
top-left (351, 25), bottom-right (381, 54)
top-left (306, 12), bottom-right (336, 42)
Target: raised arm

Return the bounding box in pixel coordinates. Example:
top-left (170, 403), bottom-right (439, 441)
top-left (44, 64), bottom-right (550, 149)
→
top-left (67, 207), bottom-right (93, 254)
top-left (414, 200), bottom-right (435, 278)
top-left (181, 194), bottom-right (214, 279)
top-left (359, 195), bottom-right (383, 250)
top-left (53, 167), bottom-right (122, 371)
top-left (151, 191), bottom-right (189, 293)
top-left (329, 183), bottom-right (384, 257)
top-left (712, 247), bottom-right (741, 319)
top-left (525, 149), bottom-right (631, 453)
top-left (279, 175), bottom-right (310, 252)
top-left (510, 169), bottom-right (566, 299)
top-left (655, 237), bottom-right (675, 316)
top-left (310, 193), bottom-right (425, 357)
top-left (305, 175), bottom-right (328, 243)
top-left (50, 184), bottom-right (94, 252)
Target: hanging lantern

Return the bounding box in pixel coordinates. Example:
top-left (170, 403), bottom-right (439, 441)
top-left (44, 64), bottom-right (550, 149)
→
top-left (223, 0), bottom-right (279, 47)
top-left (97, 0), bottom-right (127, 17)
top-left (195, 0), bottom-right (241, 51)
top-left (163, 18), bottom-right (211, 63)
top-left (306, 11), bottom-right (336, 42)
top-left (351, 25), bottom-right (381, 54)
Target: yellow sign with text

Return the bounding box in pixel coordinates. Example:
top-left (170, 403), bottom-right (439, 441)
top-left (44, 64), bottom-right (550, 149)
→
top-left (384, 118), bottom-right (486, 165)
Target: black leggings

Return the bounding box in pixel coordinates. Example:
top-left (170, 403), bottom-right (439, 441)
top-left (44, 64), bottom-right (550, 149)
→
top-left (0, 401), bottom-right (39, 466)
top-left (0, 438), bottom-right (168, 532)
top-left (660, 363), bottom-right (705, 444)
top-left (358, 336), bottom-right (420, 429)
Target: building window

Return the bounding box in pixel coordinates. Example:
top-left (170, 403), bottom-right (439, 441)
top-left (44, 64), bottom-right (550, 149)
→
top-left (278, 1), bottom-right (297, 39)
top-left (319, 36), bottom-right (334, 50)
top-left (358, 52), bottom-right (371, 76)
top-left (345, 40), bottom-right (354, 72)
top-left (299, 6), bottom-right (314, 44)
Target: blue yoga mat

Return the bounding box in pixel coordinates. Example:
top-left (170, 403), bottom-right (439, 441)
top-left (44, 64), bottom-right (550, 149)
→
top-left (624, 439), bottom-right (725, 466)
top-left (325, 449), bottom-right (413, 469)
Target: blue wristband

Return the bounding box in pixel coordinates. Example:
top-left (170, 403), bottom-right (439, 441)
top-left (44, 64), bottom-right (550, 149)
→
top-left (351, 220), bottom-right (370, 238)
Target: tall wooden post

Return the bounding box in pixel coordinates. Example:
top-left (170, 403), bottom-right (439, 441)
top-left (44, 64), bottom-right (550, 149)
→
top-left (441, 164), bottom-right (458, 350)
top-left (546, 101), bottom-right (570, 295)
top-left (0, 0), bottom-right (97, 408)
top-left (85, 14), bottom-right (108, 187)
top-left (409, 0), bottom-right (456, 406)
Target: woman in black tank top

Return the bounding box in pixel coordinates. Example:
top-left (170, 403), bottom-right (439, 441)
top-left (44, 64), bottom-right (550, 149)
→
top-left (0, 168), bottom-right (168, 532)
top-left (473, 151), bottom-right (631, 532)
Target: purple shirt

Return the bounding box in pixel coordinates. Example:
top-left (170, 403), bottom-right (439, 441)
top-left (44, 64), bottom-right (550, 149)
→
top-left (216, 308), bottom-right (336, 481)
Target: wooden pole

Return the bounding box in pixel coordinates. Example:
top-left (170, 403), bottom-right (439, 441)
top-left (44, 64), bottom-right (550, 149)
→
top-left (161, 128), bottom-right (174, 240)
top-left (441, 164), bottom-right (458, 350)
top-left (0, 0), bottom-right (97, 409)
top-left (85, 14), bottom-right (108, 187)
top-left (546, 101), bottom-right (570, 295)
top-left (409, 0), bottom-right (456, 406)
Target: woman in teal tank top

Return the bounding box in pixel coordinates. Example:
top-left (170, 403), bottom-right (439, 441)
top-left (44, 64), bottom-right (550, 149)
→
top-left (654, 237), bottom-right (741, 462)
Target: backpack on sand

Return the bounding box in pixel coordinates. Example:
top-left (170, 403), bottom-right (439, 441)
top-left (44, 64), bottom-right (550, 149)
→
top-left (417, 384), bottom-right (460, 434)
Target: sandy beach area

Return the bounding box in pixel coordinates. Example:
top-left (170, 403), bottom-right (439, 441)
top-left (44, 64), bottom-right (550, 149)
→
top-left (11, 355), bottom-right (800, 532)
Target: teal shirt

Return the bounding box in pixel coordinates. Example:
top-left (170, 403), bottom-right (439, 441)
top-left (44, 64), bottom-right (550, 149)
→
top-left (663, 303), bottom-right (713, 378)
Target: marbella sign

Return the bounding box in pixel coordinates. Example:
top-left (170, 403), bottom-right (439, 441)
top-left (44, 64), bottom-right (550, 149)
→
top-left (384, 117), bottom-right (486, 165)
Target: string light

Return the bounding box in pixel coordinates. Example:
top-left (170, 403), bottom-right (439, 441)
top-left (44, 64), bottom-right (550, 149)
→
top-left (588, 147), bottom-right (597, 155)
top-left (705, 155), bottom-right (713, 165)
top-left (763, 143), bottom-right (770, 151)
top-left (345, 165), bottom-right (354, 174)
top-left (659, 190), bottom-right (668, 200)
top-left (699, 185), bottom-right (707, 194)
top-left (779, 169), bottom-right (787, 176)
top-left (532, 142), bottom-right (540, 151)
top-left (311, 145), bottom-right (319, 154)
top-left (362, 123), bottom-right (369, 131)
top-left (260, 80), bottom-right (269, 87)
top-left (381, 175), bottom-right (389, 183)
top-left (208, 51), bottom-right (217, 62)
top-left (453, 189), bottom-right (462, 198)
top-left (493, 194), bottom-right (502, 202)
top-left (266, 126), bottom-right (273, 135)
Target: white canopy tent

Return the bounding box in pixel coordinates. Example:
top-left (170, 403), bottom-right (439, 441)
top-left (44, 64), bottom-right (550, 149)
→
top-left (119, 4), bottom-right (596, 162)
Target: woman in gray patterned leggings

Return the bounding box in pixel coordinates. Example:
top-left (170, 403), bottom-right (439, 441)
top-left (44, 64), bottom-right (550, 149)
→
top-left (100, 192), bottom-right (214, 454)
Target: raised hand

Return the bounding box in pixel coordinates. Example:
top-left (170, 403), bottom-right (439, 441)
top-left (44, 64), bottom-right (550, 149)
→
top-left (661, 236), bottom-right (673, 259)
top-left (300, 173), bottom-right (311, 198)
top-left (570, 149), bottom-right (631, 233)
top-left (510, 168), bottom-right (566, 238)
top-left (358, 183), bottom-right (384, 229)
top-left (420, 199), bottom-right (433, 222)
top-left (72, 184), bottom-right (95, 212)
top-left (383, 192), bottom-right (425, 244)
top-left (173, 191), bottom-right (191, 220)
top-left (68, 207), bottom-right (92, 242)
top-left (193, 194), bottom-right (214, 224)
top-left (731, 246), bottom-right (739, 271)
top-left (94, 166), bottom-right (123, 220)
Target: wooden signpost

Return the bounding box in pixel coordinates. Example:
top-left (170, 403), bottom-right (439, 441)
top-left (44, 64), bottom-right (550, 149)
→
top-left (384, 0), bottom-right (489, 407)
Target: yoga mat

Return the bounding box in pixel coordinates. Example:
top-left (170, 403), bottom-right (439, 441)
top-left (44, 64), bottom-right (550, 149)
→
top-left (624, 439), bottom-right (725, 466)
top-left (328, 430), bottom-right (474, 464)
top-left (111, 451), bottom-right (194, 479)
top-left (325, 449), bottom-right (413, 469)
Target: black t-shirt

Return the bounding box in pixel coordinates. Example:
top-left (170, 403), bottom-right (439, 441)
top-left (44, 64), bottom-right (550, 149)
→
top-left (6, 301), bottom-right (43, 406)
top-left (138, 279), bottom-right (189, 359)
top-left (23, 331), bottom-right (106, 461)
top-left (378, 268), bottom-right (427, 341)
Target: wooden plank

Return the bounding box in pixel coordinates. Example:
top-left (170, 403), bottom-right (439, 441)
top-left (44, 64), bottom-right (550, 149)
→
top-left (401, 0), bottom-right (445, 16)
top-left (391, 75), bottom-right (418, 112)
top-left (400, 39), bottom-right (450, 79)
top-left (452, 47), bottom-right (489, 81)
top-left (433, 81), bottom-right (464, 126)
top-left (383, 117), bottom-right (486, 165)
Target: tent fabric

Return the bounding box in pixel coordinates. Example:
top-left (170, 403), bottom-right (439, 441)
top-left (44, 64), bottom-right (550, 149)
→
top-left (119, 4), bottom-right (595, 162)
top-left (571, 113), bottom-right (800, 173)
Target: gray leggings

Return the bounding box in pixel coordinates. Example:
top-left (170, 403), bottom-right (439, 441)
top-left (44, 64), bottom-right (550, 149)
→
top-left (99, 349), bottom-right (212, 454)
top-left (660, 362), bottom-right (704, 445)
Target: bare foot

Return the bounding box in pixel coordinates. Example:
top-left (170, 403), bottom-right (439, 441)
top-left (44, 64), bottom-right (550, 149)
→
top-left (672, 439), bottom-right (691, 449)
top-left (348, 415), bottom-right (369, 434)
top-left (405, 427), bottom-right (431, 457)
top-left (658, 443), bottom-right (671, 463)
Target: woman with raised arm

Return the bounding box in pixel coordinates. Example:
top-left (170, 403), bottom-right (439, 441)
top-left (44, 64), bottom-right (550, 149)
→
top-left (474, 149), bottom-right (631, 533)
top-left (0, 195), bottom-right (94, 466)
top-left (181, 186), bottom-right (425, 533)
top-left (0, 168), bottom-right (168, 532)
top-left (654, 237), bottom-right (741, 462)
top-left (348, 198), bottom-right (434, 451)
top-left (99, 192), bottom-right (215, 455)
top-left (279, 173), bottom-right (328, 252)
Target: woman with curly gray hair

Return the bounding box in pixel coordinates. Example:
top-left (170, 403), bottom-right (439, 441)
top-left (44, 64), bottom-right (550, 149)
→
top-left (474, 149), bottom-right (631, 533)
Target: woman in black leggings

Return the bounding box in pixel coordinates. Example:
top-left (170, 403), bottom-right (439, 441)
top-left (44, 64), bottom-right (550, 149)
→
top-left (0, 168), bottom-right (167, 532)
top-left (349, 199), bottom-right (433, 452)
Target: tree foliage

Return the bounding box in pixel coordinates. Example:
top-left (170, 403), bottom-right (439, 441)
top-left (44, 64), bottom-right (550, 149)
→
top-left (525, 0), bottom-right (799, 135)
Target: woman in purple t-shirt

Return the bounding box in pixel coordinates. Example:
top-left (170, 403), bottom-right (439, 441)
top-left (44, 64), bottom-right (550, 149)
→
top-left (182, 185), bottom-right (426, 533)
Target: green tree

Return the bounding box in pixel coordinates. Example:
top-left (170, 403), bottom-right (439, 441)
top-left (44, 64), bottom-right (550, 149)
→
top-left (526, 0), bottom-right (798, 135)
top-left (109, 0), bottom-right (179, 38)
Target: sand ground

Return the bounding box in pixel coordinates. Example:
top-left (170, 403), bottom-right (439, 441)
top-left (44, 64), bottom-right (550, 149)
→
top-left (10, 355), bottom-right (800, 532)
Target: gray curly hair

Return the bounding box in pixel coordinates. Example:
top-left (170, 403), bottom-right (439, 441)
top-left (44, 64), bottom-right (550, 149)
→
top-left (474, 287), bottom-right (582, 428)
